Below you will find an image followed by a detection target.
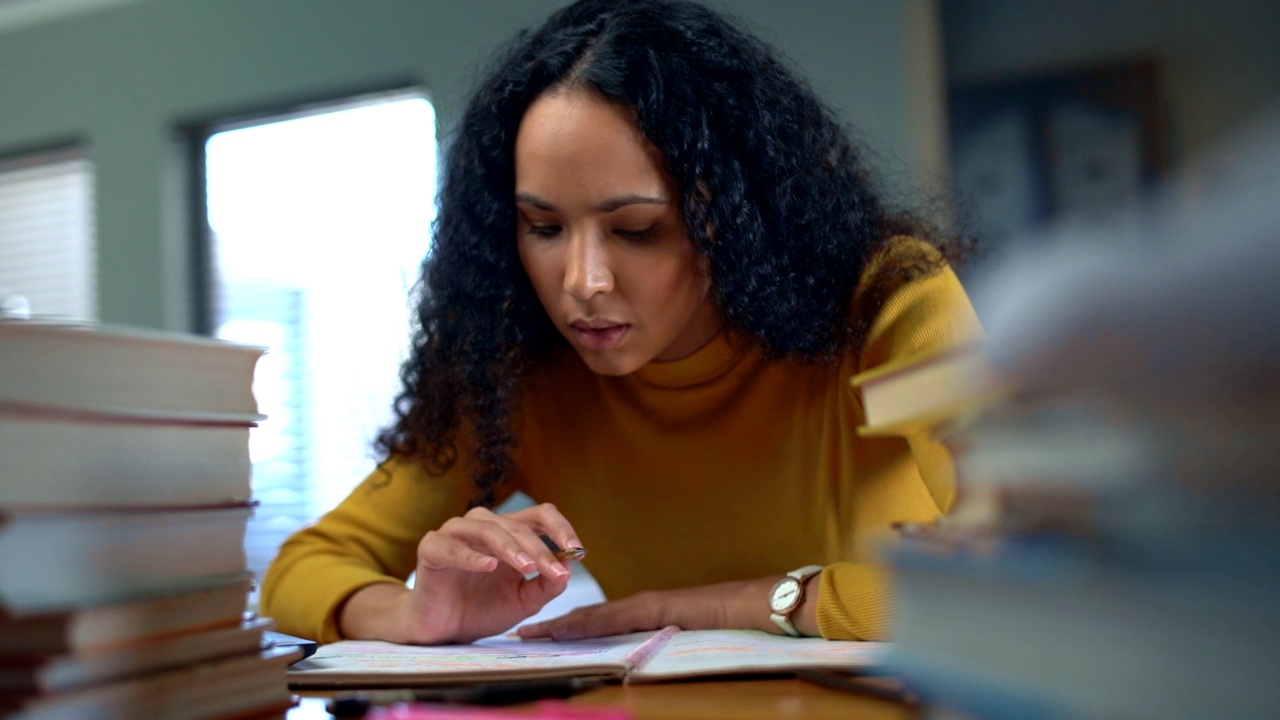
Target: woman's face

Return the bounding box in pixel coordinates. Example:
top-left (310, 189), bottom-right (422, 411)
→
top-left (515, 88), bottom-right (721, 376)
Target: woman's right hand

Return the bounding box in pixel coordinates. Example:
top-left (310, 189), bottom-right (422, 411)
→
top-left (337, 503), bottom-right (581, 644)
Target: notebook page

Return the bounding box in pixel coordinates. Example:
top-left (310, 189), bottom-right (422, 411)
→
top-left (629, 629), bottom-right (886, 682)
top-left (287, 631), bottom-right (658, 687)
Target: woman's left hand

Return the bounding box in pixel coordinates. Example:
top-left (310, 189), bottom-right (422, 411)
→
top-left (515, 576), bottom-right (808, 640)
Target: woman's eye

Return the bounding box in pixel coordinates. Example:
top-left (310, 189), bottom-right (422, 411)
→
top-left (615, 227), bottom-right (657, 242)
top-left (526, 224), bottom-right (562, 237)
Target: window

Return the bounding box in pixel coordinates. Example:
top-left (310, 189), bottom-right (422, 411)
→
top-left (950, 60), bottom-right (1165, 262)
top-left (200, 91), bottom-right (437, 601)
top-left (200, 89), bottom-right (606, 619)
top-left (0, 148), bottom-right (96, 320)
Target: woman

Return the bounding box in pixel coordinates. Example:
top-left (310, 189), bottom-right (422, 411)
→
top-left (261, 0), bottom-right (980, 645)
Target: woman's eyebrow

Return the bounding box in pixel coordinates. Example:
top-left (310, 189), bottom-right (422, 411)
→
top-left (515, 192), bottom-right (668, 213)
top-left (591, 194), bottom-right (668, 212)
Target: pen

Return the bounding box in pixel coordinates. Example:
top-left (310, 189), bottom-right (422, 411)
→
top-left (540, 534), bottom-right (587, 563)
top-left (327, 677), bottom-right (602, 716)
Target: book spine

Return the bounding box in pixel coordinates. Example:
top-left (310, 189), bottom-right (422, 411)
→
top-left (620, 626), bottom-right (679, 680)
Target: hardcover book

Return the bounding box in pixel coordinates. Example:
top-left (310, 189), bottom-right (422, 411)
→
top-left (0, 319), bottom-right (264, 422)
top-left (0, 505), bottom-right (253, 612)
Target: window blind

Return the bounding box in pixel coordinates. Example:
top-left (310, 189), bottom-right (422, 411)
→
top-left (0, 148), bottom-right (96, 320)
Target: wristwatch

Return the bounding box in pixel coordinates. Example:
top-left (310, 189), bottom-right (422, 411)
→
top-left (768, 564), bottom-right (824, 636)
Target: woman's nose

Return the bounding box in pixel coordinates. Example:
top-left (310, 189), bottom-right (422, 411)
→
top-left (563, 233), bottom-right (614, 300)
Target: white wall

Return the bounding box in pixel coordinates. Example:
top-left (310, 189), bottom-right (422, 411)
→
top-left (0, 0), bottom-right (946, 330)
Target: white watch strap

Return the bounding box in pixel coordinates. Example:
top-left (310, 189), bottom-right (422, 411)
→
top-left (788, 564), bottom-right (825, 582)
top-left (770, 565), bottom-right (824, 636)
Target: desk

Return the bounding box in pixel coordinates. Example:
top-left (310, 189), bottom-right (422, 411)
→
top-left (287, 678), bottom-right (917, 720)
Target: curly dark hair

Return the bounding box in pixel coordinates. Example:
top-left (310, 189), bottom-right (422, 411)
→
top-left (375, 0), bottom-right (971, 507)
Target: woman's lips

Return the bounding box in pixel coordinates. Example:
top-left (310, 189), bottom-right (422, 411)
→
top-left (569, 323), bottom-right (629, 351)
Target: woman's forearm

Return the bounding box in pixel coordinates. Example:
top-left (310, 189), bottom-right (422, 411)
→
top-left (336, 582), bottom-right (411, 642)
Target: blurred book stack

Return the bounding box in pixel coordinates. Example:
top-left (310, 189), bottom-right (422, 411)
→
top-left (0, 319), bottom-right (296, 719)
top-left (856, 129), bottom-right (1280, 719)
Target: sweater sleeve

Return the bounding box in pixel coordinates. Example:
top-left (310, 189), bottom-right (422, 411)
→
top-left (815, 247), bottom-right (983, 640)
top-left (258, 456), bottom-right (474, 643)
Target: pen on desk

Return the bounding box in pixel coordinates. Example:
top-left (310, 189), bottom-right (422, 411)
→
top-left (327, 677), bottom-right (602, 716)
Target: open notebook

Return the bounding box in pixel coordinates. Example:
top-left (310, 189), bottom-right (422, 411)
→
top-left (287, 627), bottom-right (885, 687)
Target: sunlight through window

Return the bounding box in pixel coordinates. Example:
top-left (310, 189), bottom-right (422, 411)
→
top-left (204, 91), bottom-right (436, 598)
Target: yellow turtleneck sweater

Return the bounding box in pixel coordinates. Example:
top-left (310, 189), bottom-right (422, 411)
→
top-left (261, 243), bottom-right (981, 643)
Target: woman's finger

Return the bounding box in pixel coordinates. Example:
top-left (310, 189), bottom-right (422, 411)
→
top-left (515, 568), bottom-right (573, 615)
top-left (464, 508), bottom-right (570, 578)
top-left (421, 512), bottom-right (537, 573)
top-left (516, 597), bottom-right (657, 641)
top-left (515, 610), bottom-right (578, 640)
top-left (492, 516), bottom-right (572, 580)
top-left (517, 609), bottom-right (602, 642)
top-left (511, 502), bottom-right (584, 559)
top-left (417, 528), bottom-right (500, 572)
top-left (427, 511), bottom-right (567, 578)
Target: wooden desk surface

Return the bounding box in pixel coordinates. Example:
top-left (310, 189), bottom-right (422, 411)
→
top-left (287, 678), bottom-right (918, 720)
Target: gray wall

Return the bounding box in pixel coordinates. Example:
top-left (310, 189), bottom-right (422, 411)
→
top-left (943, 0), bottom-right (1280, 166)
top-left (0, 0), bottom-right (945, 330)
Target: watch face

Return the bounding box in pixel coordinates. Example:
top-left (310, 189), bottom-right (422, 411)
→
top-left (770, 577), bottom-right (801, 614)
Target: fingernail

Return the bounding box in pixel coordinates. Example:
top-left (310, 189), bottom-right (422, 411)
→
top-left (550, 561), bottom-right (569, 577)
top-left (515, 552), bottom-right (535, 569)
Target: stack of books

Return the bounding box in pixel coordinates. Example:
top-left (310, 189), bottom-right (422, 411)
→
top-left (0, 319), bottom-right (296, 719)
top-left (854, 161), bottom-right (1280, 719)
